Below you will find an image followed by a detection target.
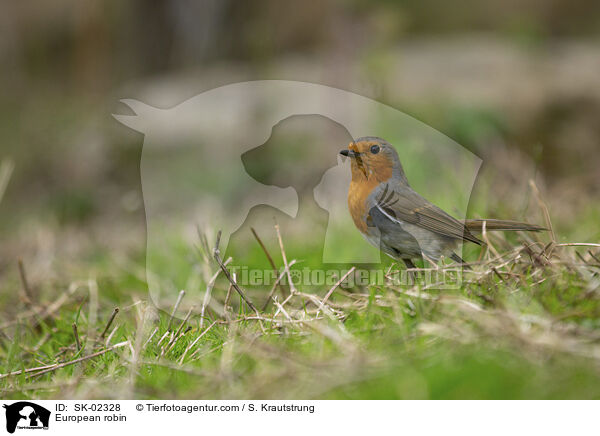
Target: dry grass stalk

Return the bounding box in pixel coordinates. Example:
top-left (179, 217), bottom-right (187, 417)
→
top-left (17, 259), bottom-right (34, 305)
top-left (0, 341), bottom-right (129, 380)
top-left (99, 307), bottom-right (119, 339)
top-left (262, 259), bottom-right (298, 311)
top-left (317, 267), bottom-right (356, 316)
top-left (167, 290), bottom-right (186, 331)
top-left (275, 221), bottom-right (296, 294)
top-left (1, 281), bottom-right (86, 330)
top-left (213, 230), bottom-right (258, 312)
top-left (529, 179), bottom-right (556, 242)
top-left (251, 227), bottom-right (288, 299)
top-left (164, 305), bottom-right (195, 355)
top-left (72, 323), bottom-right (81, 351)
top-left (179, 320), bottom-right (218, 364)
top-left (200, 258), bottom-right (231, 329)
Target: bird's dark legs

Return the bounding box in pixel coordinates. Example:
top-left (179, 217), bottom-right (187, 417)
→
top-left (450, 252), bottom-right (472, 270)
top-left (402, 258), bottom-right (419, 284)
top-left (402, 258), bottom-right (417, 269)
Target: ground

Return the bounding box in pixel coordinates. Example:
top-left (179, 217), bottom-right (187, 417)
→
top-left (1, 213), bottom-right (600, 399)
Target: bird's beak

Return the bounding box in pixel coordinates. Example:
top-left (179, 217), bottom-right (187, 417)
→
top-left (340, 149), bottom-right (357, 157)
top-left (341, 147), bottom-right (367, 177)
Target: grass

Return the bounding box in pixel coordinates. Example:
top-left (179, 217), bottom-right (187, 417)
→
top-left (1, 99), bottom-right (599, 399)
top-left (1, 216), bottom-right (600, 399)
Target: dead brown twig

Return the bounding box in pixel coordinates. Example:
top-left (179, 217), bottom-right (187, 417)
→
top-left (251, 227), bottom-right (289, 301)
top-left (0, 341), bottom-right (129, 380)
top-left (99, 307), bottom-right (119, 339)
top-left (213, 230), bottom-right (258, 313)
top-left (17, 258), bottom-right (34, 304)
top-left (1, 281), bottom-right (85, 330)
top-left (317, 267), bottom-right (356, 316)
top-left (72, 323), bottom-right (81, 351)
top-left (261, 259), bottom-right (298, 311)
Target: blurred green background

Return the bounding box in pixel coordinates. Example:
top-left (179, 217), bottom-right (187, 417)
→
top-left (2, 0), bottom-right (599, 260)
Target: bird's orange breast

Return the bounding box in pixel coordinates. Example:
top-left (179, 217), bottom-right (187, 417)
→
top-left (348, 178), bottom-right (380, 234)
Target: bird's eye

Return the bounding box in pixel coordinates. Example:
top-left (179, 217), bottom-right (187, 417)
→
top-left (370, 144), bottom-right (380, 154)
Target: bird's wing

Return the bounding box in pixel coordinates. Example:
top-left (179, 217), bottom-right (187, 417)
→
top-left (370, 182), bottom-right (482, 245)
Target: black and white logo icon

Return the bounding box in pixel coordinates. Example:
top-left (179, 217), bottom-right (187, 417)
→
top-left (3, 402), bottom-right (50, 434)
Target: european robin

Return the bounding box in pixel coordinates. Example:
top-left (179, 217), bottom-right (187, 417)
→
top-left (340, 137), bottom-right (545, 268)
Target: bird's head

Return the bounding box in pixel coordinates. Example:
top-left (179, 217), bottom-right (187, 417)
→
top-left (340, 137), bottom-right (408, 184)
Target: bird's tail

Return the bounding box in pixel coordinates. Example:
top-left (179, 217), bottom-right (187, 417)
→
top-left (464, 219), bottom-right (546, 232)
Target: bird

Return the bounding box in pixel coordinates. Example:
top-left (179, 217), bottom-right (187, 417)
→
top-left (340, 136), bottom-right (545, 269)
